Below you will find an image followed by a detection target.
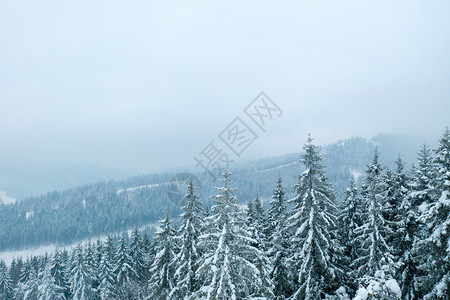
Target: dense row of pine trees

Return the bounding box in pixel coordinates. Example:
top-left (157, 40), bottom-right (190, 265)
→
top-left (0, 129), bottom-right (448, 299)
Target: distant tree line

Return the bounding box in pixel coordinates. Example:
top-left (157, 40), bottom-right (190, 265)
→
top-left (0, 135), bottom-right (393, 253)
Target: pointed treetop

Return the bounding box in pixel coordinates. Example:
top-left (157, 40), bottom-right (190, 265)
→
top-left (347, 176), bottom-right (356, 191)
top-left (366, 148), bottom-right (382, 177)
top-left (418, 144), bottom-right (432, 169)
top-left (254, 194), bottom-right (264, 215)
top-left (373, 147), bottom-right (380, 164)
top-left (163, 208), bottom-right (170, 224)
top-left (306, 133), bottom-right (313, 144)
top-left (395, 155), bottom-right (404, 173)
top-left (435, 126), bottom-right (450, 168)
top-left (301, 134), bottom-right (323, 172)
top-left (220, 170), bottom-right (232, 182)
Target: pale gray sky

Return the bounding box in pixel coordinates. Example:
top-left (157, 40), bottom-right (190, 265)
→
top-left (1, 0), bottom-right (449, 173)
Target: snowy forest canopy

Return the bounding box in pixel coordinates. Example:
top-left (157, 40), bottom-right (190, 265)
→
top-left (0, 134), bottom-right (427, 253)
top-left (0, 128), bottom-right (449, 300)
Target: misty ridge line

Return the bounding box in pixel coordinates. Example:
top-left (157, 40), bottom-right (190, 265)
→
top-left (0, 130), bottom-right (444, 254)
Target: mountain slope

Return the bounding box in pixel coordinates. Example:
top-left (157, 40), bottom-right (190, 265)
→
top-left (0, 134), bottom-right (432, 252)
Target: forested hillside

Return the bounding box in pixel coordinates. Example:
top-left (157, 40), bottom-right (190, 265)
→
top-left (0, 135), bottom-right (433, 252)
top-left (0, 129), bottom-right (448, 299)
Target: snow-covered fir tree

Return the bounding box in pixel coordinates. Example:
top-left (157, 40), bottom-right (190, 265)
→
top-left (398, 144), bottom-right (436, 299)
top-left (286, 135), bottom-right (343, 299)
top-left (15, 268), bottom-right (39, 300)
top-left (141, 230), bottom-right (154, 282)
top-left (382, 157), bottom-right (410, 265)
top-left (254, 196), bottom-right (266, 232)
top-left (398, 143), bottom-right (437, 299)
top-left (129, 226), bottom-right (146, 282)
top-left (414, 128), bottom-right (450, 299)
top-left (338, 178), bottom-right (361, 261)
top-left (170, 181), bottom-right (203, 300)
top-left (148, 209), bottom-right (176, 299)
top-left (114, 233), bottom-right (139, 299)
top-left (94, 239), bottom-right (103, 274)
top-left (115, 234), bottom-right (138, 285)
top-left (69, 244), bottom-right (96, 300)
top-left (246, 199), bottom-right (255, 225)
top-left (337, 177), bottom-right (361, 291)
top-left (97, 235), bottom-right (116, 300)
top-left (387, 157), bottom-right (410, 253)
top-left (38, 264), bottom-right (65, 300)
top-left (246, 195), bottom-right (272, 298)
top-left (267, 177), bottom-right (287, 237)
top-left (352, 149), bottom-right (394, 280)
top-left (196, 171), bottom-right (273, 299)
top-left (393, 158), bottom-right (422, 300)
top-left (249, 195), bottom-right (268, 250)
top-left (17, 259), bottom-right (34, 287)
top-left (415, 144), bottom-right (435, 194)
top-left (0, 260), bottom-right (12, 300)
top-left (8, 258), bottom-right (23, 289)
top-left (84, 242), bottom-right (99, 293)
top-left (48, 251), bottom-right (70, 299)
top-left (267, 177), bottom-right (292, 299)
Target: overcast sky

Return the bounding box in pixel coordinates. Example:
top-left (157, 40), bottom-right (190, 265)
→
top-left (1, 1), bottom-right (449, 173)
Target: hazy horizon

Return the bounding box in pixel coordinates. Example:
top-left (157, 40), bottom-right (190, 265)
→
top-left (0, 132), bottom-right (440, 201)
top-left (1, 1), bottom-right (449, 174)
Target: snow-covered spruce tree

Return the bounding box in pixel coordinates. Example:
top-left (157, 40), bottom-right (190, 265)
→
top-left (414, 144), bottom-right (435, 197)
top-left (84, 242), bottom-right (99, 293)
top-left (148, 209), bottom-right (176, 299)
top-left (38, 264), bottom-right (65, 300)
top-left (97, 235), bottom-right (116, 300)
top-left (398, 144), bottom-right (435, 299)
top-left (351, 149), bottom-right (394, 280)
top-left (251, 195), bottom-right (268, 249)
top-left (129, 226), bottom-right (146, 282)
top-left (254, 196), bottom-right (267, 233)
top-left (15, 267), bottom-right (39, 300)
top-left (0, 260), bottom-right (12, 300)
top-left (48, 251), bottom-right (70, 299)
top-left (170, 181), bottom-right (203, 300)
top-left (94, 239), bottom-right (103, 273)
top-left (414, 128), bottom-right (450, 299)
top-left (115, 234), bottom-right (138, 284)
top-left (17, 259), bottom-right (33, 287)
top-left (387, 157), bottom-right (410, 254)
top-left (9, 258), bottom-right (23, 290)
top-left (267, 177), bottom-right (286, 237)
top-left (388, 158), bottom-right (422, 300)
top-left (141, 230), bottom-right (155, 282)
top-left (286, 135), bottom-right (343, 299)
top-left (337, 177), bottom-right (361, 291)
top-left (382, 157), bottom-right (410, 265)
top-left (13, 260), bottom-right (29, 300)
top-left (114, 233), bottom-right (139, 299)
top-left (246, 194), bottom-right (272, 298)
top-left (254, 195), bottom-right (265, 216)
top-left (69, 244), bottom-right (96, 300)
top-left (267, 177), bottom-right (292, 299)
top-left (195, 171), bottom-right (273, 299)
top-left (39, 254), bottom-right (49, 272)
top-left (246, 196), bottom-right (267, 252)
top-left (338, 178), bottom-right (361, 261)
top-left (246, 200), bottom-right (255, 226)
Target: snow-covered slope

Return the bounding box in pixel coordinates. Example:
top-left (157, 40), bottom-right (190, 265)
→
top-left (0, 134), bottom-right (429, 253)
